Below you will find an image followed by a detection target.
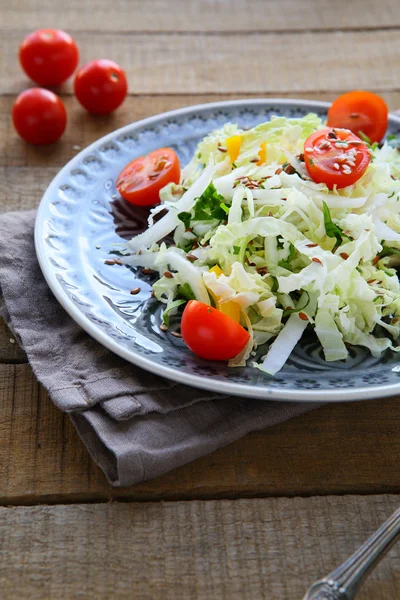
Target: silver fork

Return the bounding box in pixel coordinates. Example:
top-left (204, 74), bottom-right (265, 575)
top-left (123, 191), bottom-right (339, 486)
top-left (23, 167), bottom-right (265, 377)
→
top-left (303, 507), bottom-right (400, 599)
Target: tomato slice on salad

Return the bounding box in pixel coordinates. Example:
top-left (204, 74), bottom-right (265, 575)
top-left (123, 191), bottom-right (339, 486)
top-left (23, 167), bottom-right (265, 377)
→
top-left (116, 148), bottom-right (180, 206)
top-left (303, 127), bottom-right (371, 189)
top-left (181, 301), bottom-right (250, 361)
top-left (327, 91), bottom-right (388, 143)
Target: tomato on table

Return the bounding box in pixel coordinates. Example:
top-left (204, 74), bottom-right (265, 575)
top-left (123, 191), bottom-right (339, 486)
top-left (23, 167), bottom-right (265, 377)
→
top-left (19, 29), bottom-right (79, 87)
top-left (12, 88), bottom-right (67, 145)
top-left (74, 59), bottom-right (128, 115)
top-left (181, 300), bottom-right (250, 361)
top-left (116, 148), bottom-right (180, 206)
top-left (327, 91), bottom-right (388, 143)
top-left (303, 127), bottom-right (371, 189)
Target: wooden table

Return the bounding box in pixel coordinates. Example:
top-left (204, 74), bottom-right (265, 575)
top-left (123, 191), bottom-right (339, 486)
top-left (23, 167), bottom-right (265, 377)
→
top-left (1, 2), bottom-right (400, 598)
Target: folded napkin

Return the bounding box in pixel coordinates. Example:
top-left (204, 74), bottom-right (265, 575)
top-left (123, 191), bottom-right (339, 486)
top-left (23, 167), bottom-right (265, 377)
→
top-left (0, 210), bottom-right (314, 486)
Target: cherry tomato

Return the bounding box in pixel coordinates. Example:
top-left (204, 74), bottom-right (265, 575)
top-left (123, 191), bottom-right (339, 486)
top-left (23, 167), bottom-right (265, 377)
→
top-left (12, 88), bottom-right (67, 145)
top-left (116, 148), bottom-right (180, 206)
top-left (74, 59), bottom-right (128, 115)
top-left (304, 127), bottom-right (370, 189)
top-left (181, 300), bottom-right (250, 361)
top-left (327, 91), bottom-right (388, 143)
top-left (19, 29), bottom-right (79, 87)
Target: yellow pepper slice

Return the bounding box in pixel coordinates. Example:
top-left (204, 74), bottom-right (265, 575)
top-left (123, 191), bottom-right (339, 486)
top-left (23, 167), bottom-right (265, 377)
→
top-left (225, 135), bottom-right (242, 163)
top-left (257, 141), bottom-right (267, 165)
top-left (207, 265), bottom-right (241, 322)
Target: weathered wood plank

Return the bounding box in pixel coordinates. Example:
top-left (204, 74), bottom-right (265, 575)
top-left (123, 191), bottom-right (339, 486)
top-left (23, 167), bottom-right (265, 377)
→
top-left (1, 363), bottom-right (400, 503)
top-left (2, 30), bottom-right (400, 95)
top-left (2, 92), bottom-right (400, 173)
top-left (0, 321), bottom-right (26, 363)
top-left (0, 496), bottom-right (399, 600)
top-left (3, 0), bottom-right (400, 33)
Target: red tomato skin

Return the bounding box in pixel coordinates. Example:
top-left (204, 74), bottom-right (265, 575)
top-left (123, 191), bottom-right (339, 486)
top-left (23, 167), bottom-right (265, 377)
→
top-left (74, 59), bottom-right (128, 115)
top-left (327, 91), bottom-right (388, 143)
top-left (304, 127), bottom-right (370, 189)
top-left (12, 89), bottom-right (67, 145)
top-left (116, 148), bottom-right (181, 206)
top-left (181, 300), bottom-right (250, 361)
top-left (19, 29), bottom-right (79, 87)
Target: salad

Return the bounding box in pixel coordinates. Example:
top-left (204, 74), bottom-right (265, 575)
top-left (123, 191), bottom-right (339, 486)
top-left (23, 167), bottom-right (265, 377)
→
top-left (117, 94), bottom-right (400, 375)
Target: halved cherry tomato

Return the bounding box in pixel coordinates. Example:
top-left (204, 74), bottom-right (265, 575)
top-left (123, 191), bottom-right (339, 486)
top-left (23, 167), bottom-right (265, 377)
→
top-left (19, 29), bottom-right (79, 87)
top-left (74, 59), bottom-right (128, 115)
top-left (327, 91), bottom-right (388, 143)
top-left (181, 300), bottom-right (250, 361)
top-left (116, 148), bottom-right (180, 206)
top-left (12, 88), bottom-right (67, 145)
top-left (303, 127), bottom-right (370, 189)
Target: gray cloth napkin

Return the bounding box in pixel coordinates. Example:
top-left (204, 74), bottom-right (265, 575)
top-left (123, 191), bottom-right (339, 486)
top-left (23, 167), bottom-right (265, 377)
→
top-left (0, 210), bottom-right (314, 486)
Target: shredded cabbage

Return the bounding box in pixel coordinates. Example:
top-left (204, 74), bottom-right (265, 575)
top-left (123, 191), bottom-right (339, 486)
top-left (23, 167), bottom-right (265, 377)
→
top-left (121, 114), bottom-right (400, 374)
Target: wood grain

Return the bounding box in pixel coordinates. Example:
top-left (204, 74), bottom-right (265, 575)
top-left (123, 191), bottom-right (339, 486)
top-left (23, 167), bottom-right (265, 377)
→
top-left (1, 363), bottom-right (400, 503)
top-left (3, 0), bottom-right (400, 33)
top-left (0, 496), bottom-right (399, 600)
top-left (0, 321), bottom-right (26, 363)
top-left (2, 30), bottom-right (400, 95)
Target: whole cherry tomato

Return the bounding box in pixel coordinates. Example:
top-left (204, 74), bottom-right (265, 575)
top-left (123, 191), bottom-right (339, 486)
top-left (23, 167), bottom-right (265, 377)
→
top-left (12, 88), bottom-right (67, 145)
top-left (181, 300), bottom-right (250, 361)
top-left (304, 127), bottom-right (371, 189)
top-left (19, 29), bottom-right (79, 87)
top-left (116, 148), bottom-right (180, 206)
top-left (74, 59), bottom-right (128, 115)
top-left (327, 91), bottom-right (388, 143)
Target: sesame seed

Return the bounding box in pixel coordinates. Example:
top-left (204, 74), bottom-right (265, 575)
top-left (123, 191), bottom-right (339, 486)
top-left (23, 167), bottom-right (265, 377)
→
top-left (159, 323), bottom-right (168, 332)
top-left (318, 140), bottom-right (332, 150)
top-left (335, 141), bottom-right (348, 149)
top-left (333, 163), bottom-right (340, 170)
top-left (305, 147), bottom-right (314, 152)
top-left (171, 331), bottom-right (182, 338)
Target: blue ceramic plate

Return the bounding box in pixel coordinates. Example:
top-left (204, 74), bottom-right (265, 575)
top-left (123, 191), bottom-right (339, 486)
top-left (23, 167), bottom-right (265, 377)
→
top-left (35, 99), bottom-right (400, 402)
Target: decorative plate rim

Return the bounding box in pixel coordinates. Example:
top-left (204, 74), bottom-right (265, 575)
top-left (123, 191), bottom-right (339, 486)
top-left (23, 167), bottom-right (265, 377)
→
top-left (35, 98), bottom-right (400, 402)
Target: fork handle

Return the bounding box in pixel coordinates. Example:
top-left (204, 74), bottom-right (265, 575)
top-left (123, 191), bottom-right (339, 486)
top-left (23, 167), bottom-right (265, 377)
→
top-left (311, 507), bottom-right (400, 599)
